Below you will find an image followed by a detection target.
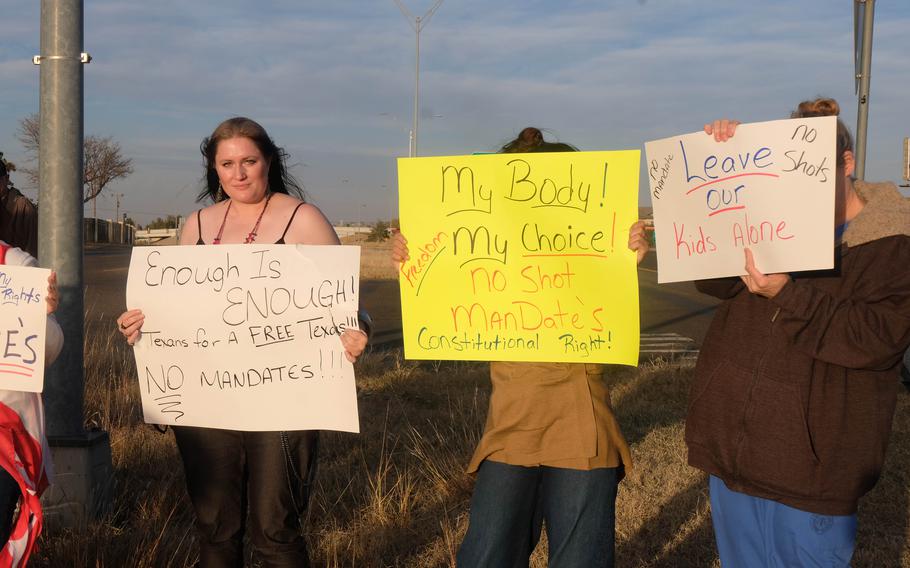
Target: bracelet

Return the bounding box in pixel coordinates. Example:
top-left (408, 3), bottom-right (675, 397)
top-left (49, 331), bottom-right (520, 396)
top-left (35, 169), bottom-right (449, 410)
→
top-left (357, 308), bottom-right (373, 342)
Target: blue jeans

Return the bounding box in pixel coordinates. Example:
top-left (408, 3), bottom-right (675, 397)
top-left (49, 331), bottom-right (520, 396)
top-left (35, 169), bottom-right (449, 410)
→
top-left (710, 475), bottom-right (856, 567)
top-left (457, 460), bottom-right (619, 568)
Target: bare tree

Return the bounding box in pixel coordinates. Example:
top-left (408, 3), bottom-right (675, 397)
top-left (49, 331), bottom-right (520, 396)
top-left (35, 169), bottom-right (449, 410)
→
top-left (16, 113), bottom-right (134, 203)
top-left (16, 115), bottom-right (40, 188)
top-left (83, 136), bottom-right (133, 203)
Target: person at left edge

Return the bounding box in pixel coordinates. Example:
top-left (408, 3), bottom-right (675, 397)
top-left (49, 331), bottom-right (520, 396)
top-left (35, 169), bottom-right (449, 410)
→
top-left (0, 154), bottom-right (38, 258)
top-left (0, 241), bottom-right (62, 566)
top-left (117, 117), bottom-right (369, 568)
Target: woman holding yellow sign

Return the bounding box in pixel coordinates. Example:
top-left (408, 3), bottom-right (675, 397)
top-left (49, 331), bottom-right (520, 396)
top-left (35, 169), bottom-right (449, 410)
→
top-left (392, 127), bottom-right (649, 568)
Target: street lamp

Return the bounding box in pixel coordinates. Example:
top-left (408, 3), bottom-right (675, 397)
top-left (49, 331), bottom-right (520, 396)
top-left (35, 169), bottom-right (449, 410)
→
top-left (393, 0), bottom-right (444, 157)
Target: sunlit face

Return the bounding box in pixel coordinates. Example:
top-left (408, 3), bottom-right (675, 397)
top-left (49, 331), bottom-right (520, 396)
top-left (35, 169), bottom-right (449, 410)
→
top-left (213, 136), bottom-right (271, 203)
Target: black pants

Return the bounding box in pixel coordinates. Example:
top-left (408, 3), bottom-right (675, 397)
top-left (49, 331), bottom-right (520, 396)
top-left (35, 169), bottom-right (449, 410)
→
top-left (172, 426), bottom-right (319, 568)
top-left (0, 468), bottom-right (19, 545)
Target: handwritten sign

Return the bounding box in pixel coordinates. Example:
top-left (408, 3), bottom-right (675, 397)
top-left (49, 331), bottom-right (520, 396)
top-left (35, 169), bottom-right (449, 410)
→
top-left (398, 150), bottom-right (641, 365)
top-left (0, 265), bottom-right (49, 393)
top-left (126, 245), bottom-right (361, 432)
top-left (645, 116), bottom-right (837, 283)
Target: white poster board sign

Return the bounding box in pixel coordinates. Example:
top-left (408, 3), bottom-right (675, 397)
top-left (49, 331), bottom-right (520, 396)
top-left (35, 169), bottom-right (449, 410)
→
top-left (0, 265), bottom-right (49, 393)
top-left (645, 116), bottom-right (836, 283)
top-left (126, 245), bottom-right (361, 432)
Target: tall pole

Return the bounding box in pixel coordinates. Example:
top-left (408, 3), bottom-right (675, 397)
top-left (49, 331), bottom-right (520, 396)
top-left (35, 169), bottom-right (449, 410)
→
top-left (393, 0), bottom-right (444, 158)
top-left (92, 194), bottom-right (98, 242)
top-left (854, 0), bottom-right (875, 180)
top-left (38, 0), bottom-right (86, 437)
top-left (115, 193), bottom-right (122, 243)
top-left (36, 0), bottom-right (111, 526)
top-left (413, 16), bottom-right (420, 157)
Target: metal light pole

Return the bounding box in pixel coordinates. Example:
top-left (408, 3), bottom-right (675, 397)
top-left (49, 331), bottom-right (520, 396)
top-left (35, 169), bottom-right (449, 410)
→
top-left (853, 0), bottom-right (875, 180)
top-left (115, 193), bottom-right (123, 243)
top-left (92, 193), bottom-right (98, 242)
top-left (34, 0), bottom-right (111, 526)
top-left (393, 0), bottom-right (444, 157)
top-left (36, 0), bottom-right (87, 443)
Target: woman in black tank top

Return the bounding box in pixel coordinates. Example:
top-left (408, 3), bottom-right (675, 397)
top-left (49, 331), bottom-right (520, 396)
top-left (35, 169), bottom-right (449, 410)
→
top-left (195, 202), bottom-right (306, 245)
top-left (117, 117), bottom-right (368, 567)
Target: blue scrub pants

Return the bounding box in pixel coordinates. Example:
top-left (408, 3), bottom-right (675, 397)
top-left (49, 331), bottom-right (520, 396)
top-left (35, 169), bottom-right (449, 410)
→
top-left (709, 475), bottom-right (856, 567)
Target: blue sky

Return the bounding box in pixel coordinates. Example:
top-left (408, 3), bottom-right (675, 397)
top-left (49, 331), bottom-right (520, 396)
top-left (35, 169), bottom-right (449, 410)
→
top-left (1, 1), bottom-right (908, 225)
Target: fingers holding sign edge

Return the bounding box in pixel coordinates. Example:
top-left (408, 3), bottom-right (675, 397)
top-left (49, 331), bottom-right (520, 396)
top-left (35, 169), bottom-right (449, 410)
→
top-left (390, 228), bottom-right (410, 271)
top-left (340, 328), bottom-right (368, 363)
top-left (628, 220), bottom-right (651, 265)
top-left (704, 119), bottom-right (741, 142)
top-left (46, 271), bottom-right (59, 315)
top-left (117, 308), bottom-right (145, 346)
top-left (740, 248), bottom-right (790, 298)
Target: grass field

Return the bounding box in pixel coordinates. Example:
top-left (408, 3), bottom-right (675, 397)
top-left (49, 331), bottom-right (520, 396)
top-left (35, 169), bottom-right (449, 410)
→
top-left (30, 328), bottom-right (910, 567)
top-left (30, 243), bottom-right (910, 566)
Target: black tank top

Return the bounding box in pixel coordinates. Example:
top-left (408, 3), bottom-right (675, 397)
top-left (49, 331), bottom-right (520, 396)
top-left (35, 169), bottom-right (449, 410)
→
top-left (195, 202), bottom-right (306, 245)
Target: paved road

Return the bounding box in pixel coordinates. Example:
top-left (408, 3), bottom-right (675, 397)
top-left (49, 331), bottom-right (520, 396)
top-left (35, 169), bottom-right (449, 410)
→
top-left (84, 245), bottom-right (135, 336)
top-left (637, 253), bottom-right (720, 345)
top-left (85, 245), bottom-right (719, 347)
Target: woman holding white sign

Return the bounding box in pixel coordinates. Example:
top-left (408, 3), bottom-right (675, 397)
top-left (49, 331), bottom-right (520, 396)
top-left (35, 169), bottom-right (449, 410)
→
top-left (688, 98), bottom-right (910, 567)
top-left (392, 127), bottom-right (650, 568)
top-left (117, 117), bottom-right (368, 568)
top-left (0, 241), bottom-right (62, 565)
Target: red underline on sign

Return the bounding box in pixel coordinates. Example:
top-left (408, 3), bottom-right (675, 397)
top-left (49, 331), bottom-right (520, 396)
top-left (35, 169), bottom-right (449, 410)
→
top-left (685, 172), bottom-right (780, 195)
top-left (0, 370), bottom-right (33, 377)
top-left (522, 253), bottom-right (610, 259)
top-left (708, 206), bottom-right (746, 216)
top-left (0, 363), bottom-right (32, 370)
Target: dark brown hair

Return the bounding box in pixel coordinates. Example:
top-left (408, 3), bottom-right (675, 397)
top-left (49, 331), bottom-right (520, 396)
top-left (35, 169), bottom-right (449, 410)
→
top-left (198, 117), bottom-right (304, 202)
top-left (0, 152), bottom-right (14, 178)
top-left (791, 98), bottom-right (853, 166)
top-left (500, 127), bottom-right (578, 154)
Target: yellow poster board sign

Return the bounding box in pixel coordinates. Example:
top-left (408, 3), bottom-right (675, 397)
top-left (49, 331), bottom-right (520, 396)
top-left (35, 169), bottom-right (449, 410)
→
top-left (397, 150), bottom-right (641, 365)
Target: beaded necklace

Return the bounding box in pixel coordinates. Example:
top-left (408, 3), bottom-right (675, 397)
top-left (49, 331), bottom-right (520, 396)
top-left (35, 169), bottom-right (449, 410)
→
top-left (212, 193), bottom-right (272, 245)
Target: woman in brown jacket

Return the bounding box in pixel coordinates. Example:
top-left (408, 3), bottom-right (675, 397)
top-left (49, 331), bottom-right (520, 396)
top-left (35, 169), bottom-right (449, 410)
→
top-left (393, 127), bottom-right (649, 567)
top-left (687, 99), bottom-right (910, 567)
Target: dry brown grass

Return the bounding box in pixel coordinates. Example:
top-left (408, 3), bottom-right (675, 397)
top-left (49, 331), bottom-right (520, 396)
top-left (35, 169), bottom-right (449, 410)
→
top-left (357, 241), bottom-right (398, 280)
top-left (30, 331), bottom-right (910, 567)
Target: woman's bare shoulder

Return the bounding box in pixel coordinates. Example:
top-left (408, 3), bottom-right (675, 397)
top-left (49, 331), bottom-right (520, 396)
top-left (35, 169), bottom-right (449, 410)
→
top-left (181, 204), bottom-right (222, 244)
top-left (269, 192), bottom-right (303, 207)
top-left (179, 209), bottom-right (200, 245)
top-left (282, 202), bottom-right (339, 245)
